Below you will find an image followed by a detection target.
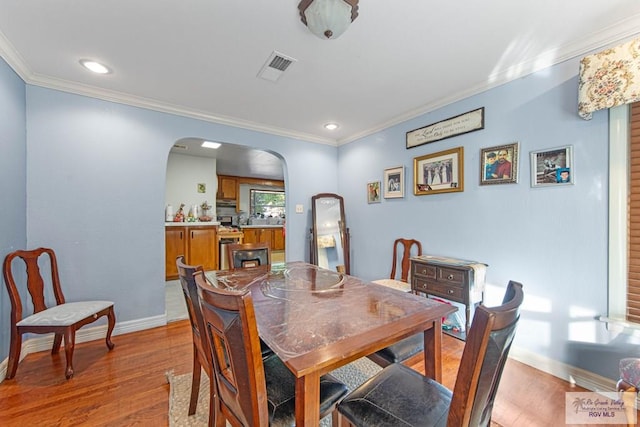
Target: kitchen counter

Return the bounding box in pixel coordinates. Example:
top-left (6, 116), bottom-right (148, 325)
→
top-left (240, 224), bottom-right (283, 228)
top-left (165, 222), bottom-right (220, 226)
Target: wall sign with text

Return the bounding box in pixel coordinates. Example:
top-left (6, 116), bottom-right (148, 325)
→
top-left (406, 107), bottom-right (485, 149)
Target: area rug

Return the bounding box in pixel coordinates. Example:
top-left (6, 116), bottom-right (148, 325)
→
top-left (166, 358), bottom-right (502, 426)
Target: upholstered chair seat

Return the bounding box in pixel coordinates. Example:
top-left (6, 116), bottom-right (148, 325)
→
top-left (17, 301), bottom-right (114, 327)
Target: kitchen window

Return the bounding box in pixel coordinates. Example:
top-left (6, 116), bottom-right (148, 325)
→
top-left (250, 189), bottom-right (285, 217)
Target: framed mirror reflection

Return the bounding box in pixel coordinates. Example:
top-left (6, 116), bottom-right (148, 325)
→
top-left (310, 193), bottom-right (350, 275)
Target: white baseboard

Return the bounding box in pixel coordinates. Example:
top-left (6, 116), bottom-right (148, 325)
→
top-left (0, 314), bottom-right (167, 382)
top-left (509, 345), bottom-right (617, 392)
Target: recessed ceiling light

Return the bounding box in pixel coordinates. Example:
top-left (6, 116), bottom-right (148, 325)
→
top-left (79, 59), bottom-right (111, 74)
top-left (202, 141), bottom-right (221, 149)
top-left (324, 123), bottom-right (339, 130)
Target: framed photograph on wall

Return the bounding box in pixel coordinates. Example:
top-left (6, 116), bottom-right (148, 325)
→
top-left (530, 145), bottom-right (574, 187)
top-left (383, 166), bottom-right (404, 199)
top-left (480, 142), bottom-right (519, 185)
top-left (367, 181), bottom-right (381, 203)
top-left (413, 147), bottom-right (464, 196)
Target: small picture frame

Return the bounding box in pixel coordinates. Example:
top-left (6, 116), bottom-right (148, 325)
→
top-left (413, 147), bottom-right (464, 196)
top-left (197, 183), bottom-right (206, 193)
top-left (530, 145), bottom-right (574, 187)
top-left (383, 166), bottom-right (405, 199)
top-left (480, 143), bottom-right (519, 185)
top-left (367, 181), bottom-right (381, 203)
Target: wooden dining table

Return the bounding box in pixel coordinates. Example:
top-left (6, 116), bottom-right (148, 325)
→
top-left (205, 261), bottom-right (456, 427)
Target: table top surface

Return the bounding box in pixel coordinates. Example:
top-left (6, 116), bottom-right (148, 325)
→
top-left (204, 261), bottom-right (455, 376)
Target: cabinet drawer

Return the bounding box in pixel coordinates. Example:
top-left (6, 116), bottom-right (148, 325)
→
top-left (437, 267), bottom-right (466, 285)
top-left (414, 278), bottom-right (464, 301)
top-left (412, 263), bottom-right (436, 279)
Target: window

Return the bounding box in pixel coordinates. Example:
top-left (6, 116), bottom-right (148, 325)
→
top-left (608, 103), bottom-right (640, 324)
top-left (250, 189), bottom-right (285, 217)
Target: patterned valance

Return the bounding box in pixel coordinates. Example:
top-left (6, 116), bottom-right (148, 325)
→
top-left (578, 37), bottom-right (640, 120)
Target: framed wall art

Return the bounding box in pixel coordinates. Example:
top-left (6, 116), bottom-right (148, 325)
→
top-left (530, 145), bottom-right (574, 187)
top-left (413, 147), bottom-right (464, 196)
top-left (406, 107), bottom-right (484, 149)
top-left (367, 181), bottom-right (381, 203)
top-left (383, 166), bottom-right (405, 199)
top-left (480, 142), bottom-right (519, 185)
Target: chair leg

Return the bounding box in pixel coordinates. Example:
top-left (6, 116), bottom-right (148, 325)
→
top-left (105, 306), bottom-right (116, 350)
top-left (620, 387), bottom-right (637, 427)
top-left (6, 328), bottom-right (22, 379)
top-left (189, 348), bottom-right (202, 415)
top-left (63, 329), bottom-right (76, 379)
top-left (52, 332), bottom-right (63, 354)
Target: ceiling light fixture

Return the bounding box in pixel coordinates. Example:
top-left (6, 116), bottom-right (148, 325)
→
top-left (324, 123), bottom-right (339, 130)
top-left (298, 0), bottom-right (359, 40)
top-left (79, 59), bottom-right (111, 74)
top-left (201, 141), bottom-right (221, 149)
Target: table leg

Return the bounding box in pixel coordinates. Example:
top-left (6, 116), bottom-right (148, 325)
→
top-left (295, 372), bottom-right (321, 426)
top-left (423, 319), bottom-right (442, 382)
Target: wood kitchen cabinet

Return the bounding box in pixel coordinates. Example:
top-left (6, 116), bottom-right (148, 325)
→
top-left (241, 227), bottom-right (285, 251)
top-left (165, 225), bottom-right (218, 280)
top-left (165, 227), bottom-right (187, 279)
top-left (217, 175), bottom-right (237, 200)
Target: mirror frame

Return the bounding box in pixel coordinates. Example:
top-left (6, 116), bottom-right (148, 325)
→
top-left (310, 193), bottom-right (350, 274)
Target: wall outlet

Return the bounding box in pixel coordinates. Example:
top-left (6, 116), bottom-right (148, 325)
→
top-left (295, 204), bottom-right (304, 213)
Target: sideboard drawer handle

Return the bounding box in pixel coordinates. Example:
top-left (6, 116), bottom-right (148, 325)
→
top-left (447, 274), bottom-right (454, 280)
top-left (448, 289), bottom-right (454, 295)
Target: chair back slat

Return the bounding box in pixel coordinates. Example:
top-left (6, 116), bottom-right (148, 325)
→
top-left (448, 280), bottom-right (523, 427)
top-left (195, 270), bottom-right (269, 426)
top-left (227, 242), bottom-right (271, 270)
top-left (390, 238), bottom-right (422, 282)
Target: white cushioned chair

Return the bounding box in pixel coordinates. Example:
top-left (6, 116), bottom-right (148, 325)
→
top-left (2, 247), bottom-right (115, 379)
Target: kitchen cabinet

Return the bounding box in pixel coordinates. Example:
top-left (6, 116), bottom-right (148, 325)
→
top-left (410, 255), bottom-right (486, 341)
top-left (165, 227), bottom-right (187, 279)
top-left (165, 225), bottom-right (218, 280)
top-left (217, 175), bottom-right (237, 200)
top-left (241, 227), bottom-right (285, 251)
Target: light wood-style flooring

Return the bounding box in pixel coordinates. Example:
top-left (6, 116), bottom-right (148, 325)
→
top-left (0, 321), bottom-right (633, 426)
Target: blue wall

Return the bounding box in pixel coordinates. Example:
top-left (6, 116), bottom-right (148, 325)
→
top-left (0, 58), bottom-right (26, 359)
top-left (339, 57), bottom-right (619, 376)
top-left (0, 52), bottom-right (631, 382)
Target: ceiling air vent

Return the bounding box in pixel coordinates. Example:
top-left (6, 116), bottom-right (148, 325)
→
top-left (258, 51), bottom-right (297, 82)
top-left (172, 144), bottom-right (188, 150)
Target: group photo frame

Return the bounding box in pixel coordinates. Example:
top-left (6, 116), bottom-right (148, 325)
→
top-left (383, 166), bottom-right (405, 199)
top-left (480, 142), bottom-right (519, 185)
top-left (413, 147), bottom-right (464, 196)
top-left (530, 145), bottom-right (574, 187)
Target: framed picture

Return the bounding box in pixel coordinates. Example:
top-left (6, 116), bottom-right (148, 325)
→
top-left (406, 107), bottom-right (484, 149)
top-left (413, 147), bottom-right (464, 196)
top-left (383, 166), bottom-right (404, 198)
top-left (530, 145), bottom-right (574, 187)
top-left (480, 142), bottom-right (519, 185)
top-left (367, 181), bottom-right (381, 203)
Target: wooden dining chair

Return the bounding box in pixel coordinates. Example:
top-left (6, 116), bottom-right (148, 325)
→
top-left (226, 242), bottom-right (271, 270)
top-left (2, 247), bottom-right (116, 379)
top-left (339, 281), bottom-right (524, 427)
top-left (194, 270), bottom-right (348, 426)
top-left (368, 238), bottom-right (424, 367)
top-left (176, 256), bottom-right (215, 421)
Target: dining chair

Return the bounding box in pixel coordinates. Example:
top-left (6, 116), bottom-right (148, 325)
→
top-left (226, 242), bottom-right (271, 270)
top-left (371, 238), bottom-right (422, 292)
top-left (194, 270), bottom-right (348, 426)
top-left (2, 247), bottom-right (116, 379)
top-left (176, 256), bottom-right (215, 421)
top-left (368, 238), bottom-right (424, 367)
top-left (338, 281), bottom-right (524, 427)
top-left (617, 358), bottom-right (640, 426)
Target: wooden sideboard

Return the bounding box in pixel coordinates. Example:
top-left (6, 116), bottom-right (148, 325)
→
top-left (410, 255), bottom-right (487, 340)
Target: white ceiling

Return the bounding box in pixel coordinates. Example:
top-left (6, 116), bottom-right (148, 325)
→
top-left (2, 1), bottom-right (640, 179)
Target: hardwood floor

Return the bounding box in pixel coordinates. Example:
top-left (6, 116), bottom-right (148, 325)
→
top-left (0, 321), bottom-right (632, 426)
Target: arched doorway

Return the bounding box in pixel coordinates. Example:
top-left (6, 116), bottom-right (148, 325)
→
top-left (164, 137), bottom-right (286, 321)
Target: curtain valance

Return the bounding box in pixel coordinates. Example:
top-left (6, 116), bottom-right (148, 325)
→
top-left (578, 37), bottom-right (640, 119)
